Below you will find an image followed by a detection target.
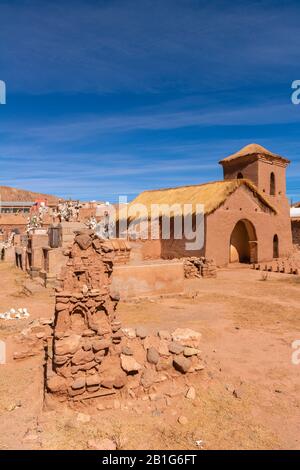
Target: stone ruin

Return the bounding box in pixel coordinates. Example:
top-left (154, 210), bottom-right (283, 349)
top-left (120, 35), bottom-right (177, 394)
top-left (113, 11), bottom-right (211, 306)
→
top-left (184, 257), bottom-right (217, 279)
top-left (46, 229), bottom-right (204, 403)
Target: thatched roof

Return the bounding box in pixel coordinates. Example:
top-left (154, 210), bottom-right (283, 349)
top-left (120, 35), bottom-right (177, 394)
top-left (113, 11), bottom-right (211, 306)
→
top-left (219, 143), bottom-right (290, 165)
top-left (118, 179), bottom-right (276, 222)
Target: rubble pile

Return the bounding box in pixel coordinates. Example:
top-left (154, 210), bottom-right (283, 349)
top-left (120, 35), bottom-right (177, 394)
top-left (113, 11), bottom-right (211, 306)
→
top-left (184, 257), bottom-right (217, 279)
top-left (12, 317), bottom-right (53, 360)
top-left (46, 230), bottom-right (204, 402)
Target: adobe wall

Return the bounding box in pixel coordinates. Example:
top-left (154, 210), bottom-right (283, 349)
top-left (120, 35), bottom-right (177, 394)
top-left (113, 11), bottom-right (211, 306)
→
top-left (58, 222), bottom-right (86, 248)
top-left (120, 184), bottom-right (292, 266)
top-left (222, 158), bottom-right (288, 202)
top-left (39, 247), bottom-right (67, 287)
top-left (257, 159), bottom-right (287, 200)
top-left (128, 221), bottom-right (205, 261)
top-left (222, 158), bottom-right (259, 186)
top-left (205, 185), bottom-right (293, 266)
top-left (111, 261), bottom-right (184, 299)
top-left (26, 231), bottom-right (49, 276)
top-left (129, 238), bottom-right (162, 261)
top-left (0, 214), bottom-right (28, 237)
top-left (160, 235), bottom-right (205, 259)
top-left (291, 220), bottom-right (300, 247)
top-left (0, 213), bottom-right (54, 238)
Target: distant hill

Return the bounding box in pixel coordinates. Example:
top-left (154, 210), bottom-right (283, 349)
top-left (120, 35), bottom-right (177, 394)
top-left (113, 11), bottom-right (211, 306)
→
top-left (0, 185), bottom-right (60, 204)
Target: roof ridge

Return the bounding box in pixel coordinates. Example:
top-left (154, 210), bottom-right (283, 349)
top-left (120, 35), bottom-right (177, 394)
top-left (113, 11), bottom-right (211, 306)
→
top-left (139, 179), bottom-right (229, 194)
top-left (123, 178), bottom-right (277, 219)
top-left (219, 143), bottom-right (290, 164)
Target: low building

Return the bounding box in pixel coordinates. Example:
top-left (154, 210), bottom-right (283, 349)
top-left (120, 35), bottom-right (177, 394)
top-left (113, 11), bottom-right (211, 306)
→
top-left (120, 144), bottom-right (293, 266)
top-left (0, 201), bottom-right (33, 214)
top-left (290, 205), bottom-right (300, 248)
top-left (0, 186), bottom-right (60, 238)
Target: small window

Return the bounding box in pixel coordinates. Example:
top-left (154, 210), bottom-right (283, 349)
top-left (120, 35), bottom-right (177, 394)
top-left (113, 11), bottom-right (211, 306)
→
top-left (237, 172), bottom-right (243, 179)
top-left (270, 172), bottom-right (275, 195)
top-left (273, 234), bottom-right (279, 258)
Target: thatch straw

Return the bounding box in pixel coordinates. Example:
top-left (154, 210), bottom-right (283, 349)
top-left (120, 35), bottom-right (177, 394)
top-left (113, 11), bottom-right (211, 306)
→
top-left (219, 143), bottom-right (289, 164)
top-left (117, 179), bottom-right (276, 223)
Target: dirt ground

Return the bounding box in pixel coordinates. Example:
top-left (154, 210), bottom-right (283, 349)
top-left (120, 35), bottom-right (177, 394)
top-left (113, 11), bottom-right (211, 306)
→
top-left (0, 262), bottom-right (299, 450)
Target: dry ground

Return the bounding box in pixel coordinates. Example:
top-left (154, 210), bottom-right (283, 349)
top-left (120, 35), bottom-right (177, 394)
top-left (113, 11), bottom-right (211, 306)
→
top-left (0, 262), bottom-right (299, 450)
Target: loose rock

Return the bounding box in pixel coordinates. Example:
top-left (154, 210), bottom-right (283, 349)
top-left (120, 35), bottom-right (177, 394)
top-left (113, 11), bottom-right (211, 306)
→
top-left (72, 377), bottom-right (86, 390)
top-left (171, 328), bottom-right (202, 347)
top-left (186, 386), bottom-right (196, 400)
top-left (178, 415), bottom-right (188, 425)
top-left (121, 346), bottom-right (133, 356)
top-left (120, 354), bottom-right (142, 373)
top-left (147, 347), bottom-right (160, 364)
top-left (122, 328), bottom-right (136, 339)
top-left (173, 356), bottom-right (192, 374)
top-left (136, 326), bottom-right (148, 339)
top-left (140, 369), bottom-right (156, 389)
top-left (55, 334), bottom-right (81, 356)
top-left (168, 342), bottom-right (184, 355)
top-left (183, 347), bottom-right (201, 357)
top-left (158, 330), bottom-right (171, 341)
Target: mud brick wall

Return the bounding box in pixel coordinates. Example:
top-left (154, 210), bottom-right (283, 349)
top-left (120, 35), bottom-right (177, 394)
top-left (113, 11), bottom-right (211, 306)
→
top-left (184, 257), bottom-right (217, 279)
top-left (108, 239), bottom-right (131, 265)
top-left (47, 230), bottom-right (122, 400)
top-left (201, 259), bottom-right (217, 278)
top-left (291, 220), bottom-right (300, 247)
top-left (46, 230), bottom-right (204, 402)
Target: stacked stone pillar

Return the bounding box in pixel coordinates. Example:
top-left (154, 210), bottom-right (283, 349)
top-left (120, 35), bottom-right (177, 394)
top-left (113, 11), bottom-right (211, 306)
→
top-left (47, 230), bottom-right (125, 400)
top-left (46, 229), bottom-right (204, 403)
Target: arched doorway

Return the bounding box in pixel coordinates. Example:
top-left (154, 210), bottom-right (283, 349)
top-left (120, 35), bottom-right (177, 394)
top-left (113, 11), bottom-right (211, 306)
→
top-left (230, 219), bottom-right (257, 263)
top-left (273, 234), bottom-right (279, 258)
top-left (237, 172), bottom-right (243, 179)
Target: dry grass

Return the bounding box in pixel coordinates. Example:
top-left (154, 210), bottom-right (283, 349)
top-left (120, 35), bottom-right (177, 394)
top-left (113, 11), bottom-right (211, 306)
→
top-left (117, 178), bottom-right (276, 223)
top-left (220, 143), bottom-right (288, 164)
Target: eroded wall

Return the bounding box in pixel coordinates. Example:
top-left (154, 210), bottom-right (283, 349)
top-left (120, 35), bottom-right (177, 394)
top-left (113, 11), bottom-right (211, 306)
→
top-left (206, 185), bottom-right (293, 266)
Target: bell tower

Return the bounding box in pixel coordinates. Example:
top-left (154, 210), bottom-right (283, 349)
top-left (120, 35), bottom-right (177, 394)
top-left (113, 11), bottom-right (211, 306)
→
top-left (219, 143), bottom-right (290, 210)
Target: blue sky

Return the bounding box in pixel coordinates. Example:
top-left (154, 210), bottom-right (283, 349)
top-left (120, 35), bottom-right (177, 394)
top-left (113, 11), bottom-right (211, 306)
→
top-left (1, 0), bottom-right (300, 202)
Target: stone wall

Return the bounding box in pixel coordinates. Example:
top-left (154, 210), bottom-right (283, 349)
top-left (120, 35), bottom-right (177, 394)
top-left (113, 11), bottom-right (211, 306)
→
top-left (105, 239), bottom-right (131, 265)
top-left (184, 257), bottom-right (217, 279)
top-left (46, 230), bottom-right (204, 402)
top-left (112, 261), bottom-right (184, 299)
top-left (291, 220), bottom-right (300, 248)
